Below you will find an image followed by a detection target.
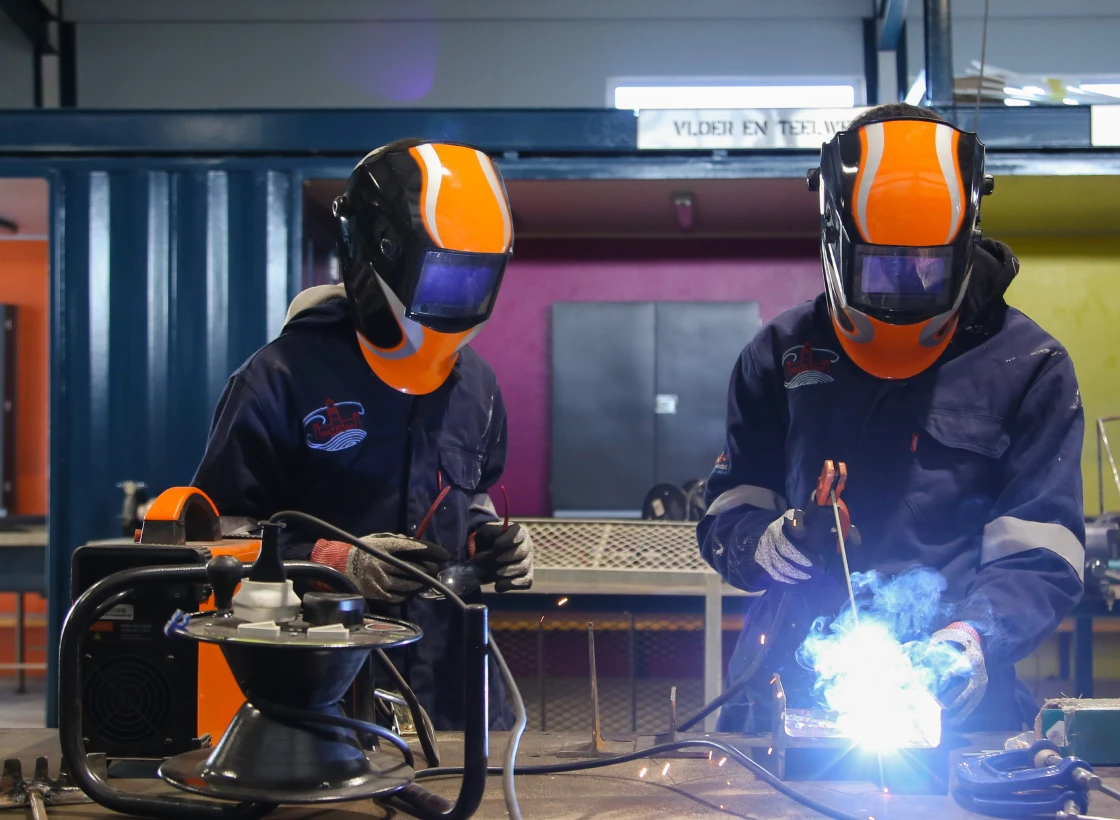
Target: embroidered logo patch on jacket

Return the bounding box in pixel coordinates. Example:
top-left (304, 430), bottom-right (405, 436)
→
top-left (782, 342), bottom-right (839, 388)
top-left (304, 399), bottom-right (367, 452)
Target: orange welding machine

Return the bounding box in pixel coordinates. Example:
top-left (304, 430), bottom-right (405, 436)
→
top-left (70, 487), bottom-right (260, 759)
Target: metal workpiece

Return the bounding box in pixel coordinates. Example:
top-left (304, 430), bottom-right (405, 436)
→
top-left (755, 675), bottom-right (951, 794)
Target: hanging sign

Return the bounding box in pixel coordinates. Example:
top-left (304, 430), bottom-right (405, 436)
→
top-left (1091, 106), bottom-right (1120, 147)
top-left (637, 108), bottom-right (869, 150)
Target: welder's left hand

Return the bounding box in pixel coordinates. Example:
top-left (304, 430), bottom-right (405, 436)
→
top-left (466, 522), bottom-right (534, 592)
top-left (927, 621), bottom-right (988, 725)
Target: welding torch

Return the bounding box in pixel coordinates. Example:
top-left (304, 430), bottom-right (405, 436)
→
top-left (419, 486), bottom-right (511, 600)
top-left (784, 460), bottom-right (861, 620)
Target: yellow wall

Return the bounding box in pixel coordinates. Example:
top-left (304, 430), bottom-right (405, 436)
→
top-left (1005, 236), bottom-right (1120, 517)
top-left (1003, 236), bottom-right (1120, 684)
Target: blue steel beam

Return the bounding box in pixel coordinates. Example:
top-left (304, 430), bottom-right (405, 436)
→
top-left (0, 0), bottom-right (56, 53)
top-left (877, 0), bottom-right (909, 51)
top-left (0, 109), bottom-right (638, 156)
top-left (0, 106), bottom-right (1101, 161)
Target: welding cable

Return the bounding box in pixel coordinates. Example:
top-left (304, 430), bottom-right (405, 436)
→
top-left (373, 648), bottom-right (442, 767)
top-left (251, 698), bottom-right (415, 769)
top-left (490, 634), bottom-right (528, 820)
top-left (415, 738), bottom-right (866, 820)
top-left (676, 591), bottom-right (791, 732)
top-left (268, 510), bottom-right (528, 820)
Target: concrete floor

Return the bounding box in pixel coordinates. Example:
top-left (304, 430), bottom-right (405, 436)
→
top-left (0, 676), bottom-right (47, 728)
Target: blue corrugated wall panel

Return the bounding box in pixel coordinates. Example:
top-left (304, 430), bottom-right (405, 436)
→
top-left (46, 164), bottom-right (298, 723)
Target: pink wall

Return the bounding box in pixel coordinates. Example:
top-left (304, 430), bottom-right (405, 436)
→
top-left (469, 239), bottom-right (823, 517)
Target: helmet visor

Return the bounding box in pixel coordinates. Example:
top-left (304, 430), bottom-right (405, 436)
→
top-left (407, 249), bottom-right (508, 324)
top-left (852, 245), bottom-right (954, 315)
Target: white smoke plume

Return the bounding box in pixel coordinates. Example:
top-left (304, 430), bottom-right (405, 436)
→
top-left (796, 567), bottom-right (971, 751)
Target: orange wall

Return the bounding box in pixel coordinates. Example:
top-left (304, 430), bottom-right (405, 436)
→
top-left (0, 240), bottom-right (49, 675)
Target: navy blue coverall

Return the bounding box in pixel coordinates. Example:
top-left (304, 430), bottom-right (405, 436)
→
top-left (192, 292), bottom-right (510, 730)
top-left (698, 241), bottom-right (1085, 732)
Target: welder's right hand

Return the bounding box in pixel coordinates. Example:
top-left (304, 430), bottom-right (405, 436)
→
top-left (311, 535), bottom-right (450, 604)
top-left (754, 511), bottom-right (815, 584)
top-left (783, 500), bottom-right (861, 564)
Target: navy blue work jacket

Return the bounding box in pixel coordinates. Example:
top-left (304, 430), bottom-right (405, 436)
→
top-left (192, 294), bottom-right (509, 730)
top-left (699, 245), bottom-right (1085, 733)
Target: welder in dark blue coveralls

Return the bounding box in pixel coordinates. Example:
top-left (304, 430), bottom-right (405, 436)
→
top-left (192, 139), bottom-right (533, 729)
top-left (698, 104), bottom-right (1085, 734)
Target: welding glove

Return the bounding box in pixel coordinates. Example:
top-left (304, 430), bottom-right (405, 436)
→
top-left (926, 621), bottom-right (988, 725)
top-left (754, 511), bottom-right (815, 584)
top-left (755, 506), bottom-right (862, 585)
top-left (465, 522), bottom-right (534, 592)
top-left (311, 535), bottom-right (450, 604)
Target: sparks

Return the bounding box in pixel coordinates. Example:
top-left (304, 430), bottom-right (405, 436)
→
top-left (719, 806), bottom-right (724, 811)
top-left (661, 763), bottom-right (670, 777)
top-left (707, 751), bottom-right (713, 760)
top-left (718, 757), bottom-right (727, 767)
top-left (557, 597), bottom-right (569, 607)
top-left (767, 747), bottom-right (772, 755)
top-left (760, 633), bottom-right (766, 645)
top-left (638, 767), bottom-right (647, 779)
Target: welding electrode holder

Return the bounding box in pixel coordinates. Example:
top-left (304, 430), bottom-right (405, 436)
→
top-left (783, 460), bottom-right (860, 571)
top-left (58, 560), bottom-right (492, 820)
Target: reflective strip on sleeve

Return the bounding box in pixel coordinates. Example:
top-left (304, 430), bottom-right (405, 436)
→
top-left (981, 516), bottom-right (1085, 581)
top-left (469, 493), bottom-right (498, 519)
top-left (705, 485), bottom-right (788, 517)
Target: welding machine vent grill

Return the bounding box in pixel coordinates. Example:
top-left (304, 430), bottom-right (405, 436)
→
top-left (85, 657), bottom-right (173, 746)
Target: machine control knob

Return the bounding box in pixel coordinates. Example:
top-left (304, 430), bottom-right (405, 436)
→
top-left (302, 592), bottom-right (366, 627)
top-left (206, 555), bottom-right (244, 612)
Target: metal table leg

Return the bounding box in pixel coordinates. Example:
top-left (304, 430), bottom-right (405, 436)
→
top-left (703, 575), bottom-right (722, 732)
top-left (1074, 615), bottom-right (1094, 698)
top-left (15, 592), bottom-right (24, 694)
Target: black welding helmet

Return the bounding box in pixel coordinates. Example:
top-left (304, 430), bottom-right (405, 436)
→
top-left (808, 117), bottom-right (993, 379)
top-left (334, 139), bottom-right (514, 395)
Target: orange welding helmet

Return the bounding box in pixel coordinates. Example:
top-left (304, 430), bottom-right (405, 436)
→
top-left (807, 113), bottom-right (995, 380)
top-left (333, 139), bottom-right (513, 395)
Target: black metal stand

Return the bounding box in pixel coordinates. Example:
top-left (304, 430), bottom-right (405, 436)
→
top-left (59, 562), bottom-right (492, 820)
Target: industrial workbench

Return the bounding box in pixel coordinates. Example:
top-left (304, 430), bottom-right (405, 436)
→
top-left (5, 728), bottom-right (1120, 820)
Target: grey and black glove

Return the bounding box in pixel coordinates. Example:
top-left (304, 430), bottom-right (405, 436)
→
top-left (926, 621), bottom-right (988, 725)
top-left (466, 522), bottom-right (534, 592)
top-left (311, 535), bottom-right (450, 604)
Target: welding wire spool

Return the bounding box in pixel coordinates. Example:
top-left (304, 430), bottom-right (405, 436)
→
top-left (269, 510), bottom-right (528, 820)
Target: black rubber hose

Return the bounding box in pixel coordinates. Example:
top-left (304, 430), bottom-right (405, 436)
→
top-left (415, 738), bottom-right (867, 820)
top-left (250, 699), bottom-right (414, 769)
top-left (269, 511), bottom-right (467, 611)
top-left (374, 648), bottom-right (442, 768)
top-left (676, 590), bottom-right (790, 732)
